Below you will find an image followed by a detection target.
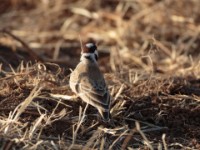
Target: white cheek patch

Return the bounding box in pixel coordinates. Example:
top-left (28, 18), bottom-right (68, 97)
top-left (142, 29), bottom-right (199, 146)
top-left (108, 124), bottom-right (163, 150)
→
top-left (80, 51), bottom-right (98, 62)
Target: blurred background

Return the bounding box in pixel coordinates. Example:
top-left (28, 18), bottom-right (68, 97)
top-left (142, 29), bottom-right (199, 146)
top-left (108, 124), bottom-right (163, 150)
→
top-left (0, 0), bottom-right (199, 76)
top-left (0, 1), bottom-right (200, 149)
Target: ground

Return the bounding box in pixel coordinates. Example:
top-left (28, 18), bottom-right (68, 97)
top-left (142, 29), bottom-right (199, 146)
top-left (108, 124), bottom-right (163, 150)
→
top-left (0, 0), bottom-right (200, 149)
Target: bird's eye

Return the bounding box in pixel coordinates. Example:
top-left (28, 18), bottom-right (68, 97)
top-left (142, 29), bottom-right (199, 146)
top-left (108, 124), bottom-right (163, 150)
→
top-left (91, 45), bottom-right (97, 52)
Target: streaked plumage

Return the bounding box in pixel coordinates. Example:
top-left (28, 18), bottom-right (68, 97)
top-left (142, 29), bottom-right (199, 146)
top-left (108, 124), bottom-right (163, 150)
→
top-left (69, 43), bottom-right (111, 122)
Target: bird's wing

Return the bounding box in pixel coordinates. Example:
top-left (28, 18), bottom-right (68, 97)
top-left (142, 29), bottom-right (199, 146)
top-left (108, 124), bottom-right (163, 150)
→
top-left (70, 62), bottom-right (111, 110)
top-left (79, 76), bottom-right (111, 110)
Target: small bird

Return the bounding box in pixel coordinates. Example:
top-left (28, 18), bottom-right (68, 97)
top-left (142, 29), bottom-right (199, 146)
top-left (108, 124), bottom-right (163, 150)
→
top-left (69, 43), bottom-right (111, 122)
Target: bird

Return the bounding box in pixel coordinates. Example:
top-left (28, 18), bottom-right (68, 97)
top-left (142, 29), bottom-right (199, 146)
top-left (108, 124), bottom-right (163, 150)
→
top-left (69, 42), bottom-right (111, 122)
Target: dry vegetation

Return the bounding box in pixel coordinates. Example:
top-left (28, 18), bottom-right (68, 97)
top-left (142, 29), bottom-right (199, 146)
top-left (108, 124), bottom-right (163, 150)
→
top-left (0, 0), bottom-right (200, 149)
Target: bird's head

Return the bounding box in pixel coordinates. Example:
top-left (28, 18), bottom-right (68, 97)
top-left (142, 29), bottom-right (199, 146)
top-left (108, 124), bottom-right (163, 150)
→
top-left (81, 43), bottom-right (98, 62)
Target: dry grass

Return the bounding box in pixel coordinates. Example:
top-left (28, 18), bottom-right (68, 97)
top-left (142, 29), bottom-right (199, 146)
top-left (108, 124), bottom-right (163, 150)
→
top-left (0, 0), bottom-right (200, 149)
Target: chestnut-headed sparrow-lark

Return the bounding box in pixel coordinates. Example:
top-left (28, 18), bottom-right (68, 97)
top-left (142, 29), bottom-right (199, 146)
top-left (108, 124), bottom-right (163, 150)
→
top-left (69, 43), bottom-right (111, 122)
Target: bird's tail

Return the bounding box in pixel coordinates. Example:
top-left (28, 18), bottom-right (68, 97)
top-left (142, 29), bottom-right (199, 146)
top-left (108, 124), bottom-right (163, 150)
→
top-left (98, 109), bottom-right (111, 122)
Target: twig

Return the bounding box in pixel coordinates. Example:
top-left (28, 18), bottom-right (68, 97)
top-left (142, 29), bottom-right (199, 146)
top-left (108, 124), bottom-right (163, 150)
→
top-left (114, 84), bottom-right (125, 101)
top-left (169, 143), bottom-right (197, 150)
top-left (121, 128), bottom-right (137, 149)
top-left (162, 134), bottom-right (168, 150)
top-left (124, 117), bottom-right (168, 129)
top-left (136, 122), bottom-right (154, 150)
top-left (69, 103), bottom-right (89, 150)
top-left (50, 93), bottom-right (79, 100)
top-left (109, 129), bottom-right (128, 150)
top-left (0, 29), bottom-right (43, 62)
